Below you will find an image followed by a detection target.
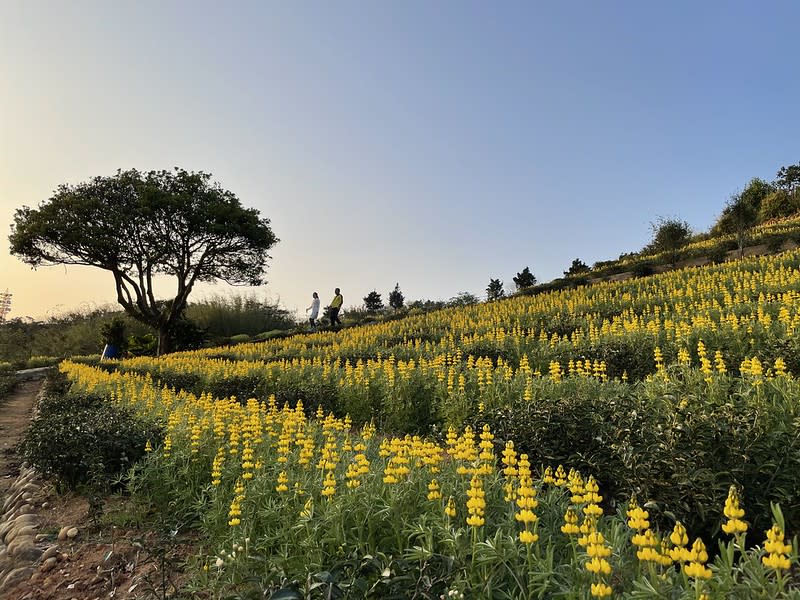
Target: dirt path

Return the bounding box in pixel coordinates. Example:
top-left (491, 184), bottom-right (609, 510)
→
top-left (0, 375), bottom-right (194, 600)
top-left (0, 378), bottom-right (42, 496)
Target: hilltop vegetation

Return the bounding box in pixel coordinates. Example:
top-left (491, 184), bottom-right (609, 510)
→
top-left (7, 160), bottom-right (800, 598)
top-left (34, 248), bottom-right (800, 597)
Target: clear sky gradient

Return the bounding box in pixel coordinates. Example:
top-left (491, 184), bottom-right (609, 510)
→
top-left (2, 1), bottom-right (799, 320)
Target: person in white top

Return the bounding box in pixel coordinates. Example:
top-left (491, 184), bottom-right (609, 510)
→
top-left (306, 292), bottom-right (320, 330)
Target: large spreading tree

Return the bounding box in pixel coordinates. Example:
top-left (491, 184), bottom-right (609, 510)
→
top-left (9, 168), bottom-right (278, 355)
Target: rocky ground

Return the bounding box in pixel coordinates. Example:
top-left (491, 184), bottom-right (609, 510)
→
top-left (0, 377), bottom-right (193, 600)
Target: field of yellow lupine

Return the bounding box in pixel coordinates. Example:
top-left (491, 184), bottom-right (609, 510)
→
top-left (59, 250), bottom-right (800, 598)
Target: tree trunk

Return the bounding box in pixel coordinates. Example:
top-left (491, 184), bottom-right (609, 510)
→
top-left (157, 327), bottom-right (172, 356)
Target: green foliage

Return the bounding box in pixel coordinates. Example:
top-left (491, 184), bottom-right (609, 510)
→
top-left (647, 217), bottom-right (692, 264)
top-left (25, 356), bottom-right (59, 369)
top-left (512, 266), bottom-right (537, 290)
top-left (21, 376), bottom-right (161, 490)
top-left (708, 244), bottom-right (731, 264)
top-left (186, 293), bottom-right (293, 339)
top-left (363, 291), bottom-right (384, 312)
top-left (100, 317), bottom-right (128, 350)
top-left (775, 162), bottom-right (800, 192)
top-left (759, 190), bottom-right (795, 222)
top-left (408, 298), bottom-right (447, 312)
top-left (388, 283), bottom-right (404, 310)
top-left (169, 316), bottom-right (207, 351)
top-left (481, 371), bottom-right (800, 544)
top-left (9, 168), bottom-right (278, 355)
top-left (0, 363), bottom-right (16, 398)
top-left (713, 179), bottom-right (775, 255)
top-left (0, 308), bottom-right (152, 367)
top-left (128, 333), bottom-right (158, 356)
top-left (563, 258), bottom-right (590, 277)
top-left (631, 262), bottom-right (655, 278)
top-left (486, 278), bottom-right (504, 301)
top-left (447, 292), bottom-right (479, 307)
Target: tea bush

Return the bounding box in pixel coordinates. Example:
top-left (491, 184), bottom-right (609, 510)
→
top-left (21, 388), bottom-right (162, 490)
top-left (0, 364), bottom-right (16, 398)
top-left (480, 371), bottom-right (800, 543)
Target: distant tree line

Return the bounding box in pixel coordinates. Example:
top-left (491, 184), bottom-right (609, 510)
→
top-left (485, 160), bottom-right (800, 300)
top-left (0, 294), bottom-right (294, 366)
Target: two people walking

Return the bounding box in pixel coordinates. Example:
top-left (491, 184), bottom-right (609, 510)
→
top-left (306, 288), bottom-right (343, 331)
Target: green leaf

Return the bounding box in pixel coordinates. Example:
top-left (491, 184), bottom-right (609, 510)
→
top-left (268, 590), bottom-right (303, 600)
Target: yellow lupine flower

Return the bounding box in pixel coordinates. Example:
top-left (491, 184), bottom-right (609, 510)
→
top-left (427, 479), bottom-right (442, 501)
top-left (683, 538), bottom-right (711, 579)
top-left (762, 524), bottom-right (792, 571)
top-left (519, 529), bottom-right (538, 544)
top-left (721, 486), bottom-right (748, 535)
top-left (321, 471), bottom-right (336, 498)
top-left (466, 476), bottom-right (486, 527)
top-left (585, 557), bottom-right (612, 575)
top-left (590, 582), bottom-right (612, 597)
top-left (561, 507), bottom-right (580, 535)
top-left (626, 499), bottom-right (649, 531)
top-left (444, 496), bottom-right (456, 518)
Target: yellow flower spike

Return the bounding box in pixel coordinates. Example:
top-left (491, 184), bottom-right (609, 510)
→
top-left (554, 465), bottom-right (567, 486)
top-left (321, 470), bottom-right (337, 498)
top-left (519, 528), bottom-right (538, 544)
top-left (762, 523), bottom-right (792, 571)
top-left (427, 479), bottom-right (442, 501)
top-left (445, 496), bottom-right (457, 518)
top-left (669, 522), bottom-right (689, 548)
top-left (683, 560), bottom-right (712, 579)
top-left (561, 507), bottom-right (580, 535)
top-left (466, 476), bottom-right (486, 528)
top-left (590, 582), bottom-right (612, 597)
top-left (626, 499), bottom-right (650, 530)
top-left (722, 486), bottom-right (748, 535)
top-left (774, 357), bottom-right (788, 377)
top-left (682, 537), bottom-right (711, 579)
top-left (542, 466), bottom-right (554, 485)
top-left (585, 557), bottom-right (612, 575)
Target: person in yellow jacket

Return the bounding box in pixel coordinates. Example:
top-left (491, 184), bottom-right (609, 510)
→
top-left (329, 288), bottom-right (343, 329)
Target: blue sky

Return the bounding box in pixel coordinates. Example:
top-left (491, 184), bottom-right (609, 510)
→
top-left (2, 1), bottom-right (799, 320)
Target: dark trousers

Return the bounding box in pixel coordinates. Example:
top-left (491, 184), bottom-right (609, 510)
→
top-left (330, 307), bottom-right (341, 327)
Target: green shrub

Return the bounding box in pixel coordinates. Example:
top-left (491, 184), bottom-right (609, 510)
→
top-left (253, 329), bottom-right (291, 341)
top-left (25, 355), bottom-right (59, 369)
top-left (707, 244), bottom-right (730, 264)
top-left (632, 262), bottom-right (655, 278)
top-left (228, 333), bottom-right (252, 344)
top-left (765, 234), bottom-right (786, 253)
top-left (480, 373), bottom-right (800, 545)
top-left (127, 333), bottom-right (157, 356)
top-left (21, 391), bottom-right (162, 490)
top-left (186, 293), bottom-right (294, 338)
top-left (0, 371), bottom-right (16, 398)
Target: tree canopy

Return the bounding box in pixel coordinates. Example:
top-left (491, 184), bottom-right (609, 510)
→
top-left (512, 267), bottom-right (537, 290)
top-left (388, 283), bottom-right (404, 310)
top-left (712, 179), bottom-right (774, 257)
top-left (9, 168), bottom-right (278, 354)
top-left (775, 163), bottom-right (800, 192)
top-left (363, 290), bottom-right (384, 312)
top-left (486, 278), bottom-right (504, 301)
top-left (564, 258), bottom-right (590, 277)
top-left (447, 292), bottom-right (479, 307)
top-left (647, 217), bottom-right (692, 265)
